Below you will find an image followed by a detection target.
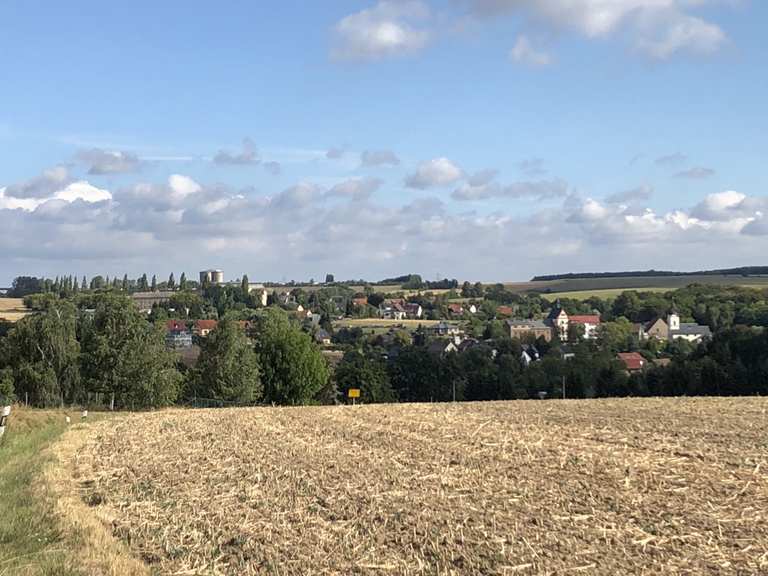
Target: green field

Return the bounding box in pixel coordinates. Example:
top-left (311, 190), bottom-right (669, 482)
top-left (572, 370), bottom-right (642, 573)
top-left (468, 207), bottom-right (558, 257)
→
top-left (541, 287), bottom-right (671, 301)
top-left (265, 274), bottom-right (768, 302)
top-left (512, 275), bottom-right (768, 298)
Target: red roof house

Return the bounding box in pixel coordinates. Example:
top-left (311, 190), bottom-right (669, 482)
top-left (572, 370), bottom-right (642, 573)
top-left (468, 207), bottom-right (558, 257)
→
top-left (166, 319), bottom-right (188, 333)
top-left (617, 352), bottom-right (646, 373)
top-left (496, 306), bottom-right (514, 317)
top-left (194, 319), bottom-right (218, 336)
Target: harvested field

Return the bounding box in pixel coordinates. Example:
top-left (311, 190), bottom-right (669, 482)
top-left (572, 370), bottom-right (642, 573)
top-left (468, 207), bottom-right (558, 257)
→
top-left (73, 398), bottom-right (768, 575)
top-left (0, 297), bottom-right (29, 322)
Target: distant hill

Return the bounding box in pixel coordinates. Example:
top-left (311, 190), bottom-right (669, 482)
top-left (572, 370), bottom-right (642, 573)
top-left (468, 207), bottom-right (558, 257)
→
top-left (531, 267), bottom-right (768, 282)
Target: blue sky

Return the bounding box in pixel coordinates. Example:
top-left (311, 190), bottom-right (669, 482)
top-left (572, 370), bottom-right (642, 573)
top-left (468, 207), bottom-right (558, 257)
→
top-left (1, 1), bottom-right (767, 284)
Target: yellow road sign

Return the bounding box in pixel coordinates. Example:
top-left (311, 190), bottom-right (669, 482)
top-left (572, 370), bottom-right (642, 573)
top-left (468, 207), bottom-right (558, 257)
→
top-left (348, 388), bottom-right (361, 398)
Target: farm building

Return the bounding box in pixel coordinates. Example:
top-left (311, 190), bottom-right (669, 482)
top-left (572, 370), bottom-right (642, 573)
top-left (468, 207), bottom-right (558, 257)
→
top-left (132, 291), bottom-right (175, 313)
top-left (507, 319), bottom-right (553, 342)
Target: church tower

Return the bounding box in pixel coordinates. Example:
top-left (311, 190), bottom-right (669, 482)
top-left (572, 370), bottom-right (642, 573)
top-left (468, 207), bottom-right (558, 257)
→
top-left (667, 310), bottom-right (680, 333)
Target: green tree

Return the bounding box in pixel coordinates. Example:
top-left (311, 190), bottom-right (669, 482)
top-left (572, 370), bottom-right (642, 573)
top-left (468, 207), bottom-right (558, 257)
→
top-left (151, 274), bottom-right (157, 291)
top-left (0, 298), bottom-right (80, 406)
top-left (190, 319), bottom-right (261, 403)
top-left (335, 350), bottom-right (395, 403)
top-left (8, 276), bottom-right (45, 298)
top-left (122, 274), bottom-right (129, 291)
top-left (79, 294), bottom-right (181, 408)
top-left (255, 310), bottom-right (329, 405)
top-left (179, 272), bottom-right (187, 291)
top-left (598, 318), bottom-right (636, 352)
top-left (168, 272), bottom-right (176, 290)
top-left (241, 274), bottom-right (249, 296)
top-left (0, 367), bottom-right (15, 404)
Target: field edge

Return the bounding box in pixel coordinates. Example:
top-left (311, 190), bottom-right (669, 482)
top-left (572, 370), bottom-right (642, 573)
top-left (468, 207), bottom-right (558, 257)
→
top-left (40, 421), bottom-right (150, 576)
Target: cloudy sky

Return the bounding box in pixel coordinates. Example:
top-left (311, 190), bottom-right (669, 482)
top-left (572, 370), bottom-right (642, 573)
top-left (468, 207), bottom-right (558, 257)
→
top-left (1, 1), bottom-right (766, 284)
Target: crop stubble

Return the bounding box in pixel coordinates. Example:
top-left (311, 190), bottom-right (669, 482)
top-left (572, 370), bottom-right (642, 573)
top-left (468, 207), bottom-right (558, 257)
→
top-left (73, 398), bottom-right (768, 574)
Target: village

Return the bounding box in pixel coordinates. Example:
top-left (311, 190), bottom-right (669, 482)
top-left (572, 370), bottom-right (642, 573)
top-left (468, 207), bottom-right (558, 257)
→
top-left (130, 268), bottom-right (714, 376)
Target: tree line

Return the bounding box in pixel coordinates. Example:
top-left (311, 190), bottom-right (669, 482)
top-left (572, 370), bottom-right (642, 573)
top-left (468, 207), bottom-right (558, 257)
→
top-left (0, 294), bottom-right (329, 408)
top-left (6, 273), bottom-right (197, 299)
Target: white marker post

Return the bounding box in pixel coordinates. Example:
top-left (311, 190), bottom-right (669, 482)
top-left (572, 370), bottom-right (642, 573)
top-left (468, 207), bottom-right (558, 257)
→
top-left (0, 406), bottom-right (11, 440)
top-left (81, 409), bottom-right (88, 420)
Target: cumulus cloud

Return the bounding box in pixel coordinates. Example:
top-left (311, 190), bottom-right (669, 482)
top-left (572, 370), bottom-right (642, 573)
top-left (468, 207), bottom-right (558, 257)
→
top-left (452, 178), bottom-right (568, 201)
top-left (326, 147), bottom-right (344, 159)
top-left (214, 138), bottom-right (259, 165)
top-left (405, 157), bottom-right (463, 189)
top-left (689, 190), bottom-right (750, 221)
top-left (361, 149), bottom-right (401, 167)
top-left (4, 166), bottom-right (71, 199)
top-left (77, 148), bottom-right (140, 174)
top-left (466, 0), bottom-right (726, 59)
top-left (675, 166), bottom-right (716, 179)
top-left (510, 35), bottom-right (552, 66)
top-left (326, 178), bottom-right (383, 201)
top-left (332, 1), bottom-right (431, 60)
top-left (0, 177), bottom-right (110, 212)
top-left (467, 169), bottom-right (498, 187)
top-left (4, 163), bottom-right (768, 283)
top-left (565, 192), bottom-right (763, 245)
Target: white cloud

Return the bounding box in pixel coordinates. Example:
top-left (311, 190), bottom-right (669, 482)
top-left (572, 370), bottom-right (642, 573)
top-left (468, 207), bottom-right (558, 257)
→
top-left (467, 0), bottom-right (727, 59)
top-left (3, 164), bottom-right (768, 283)
top-left (675, 166), bottom-right (716, 179)
top-left (332, 1), bottom-right (431, 60)
top-left (361, 149), bottom-right (401, 167)
top-left (54, 181), bottom-right (112, 204)
top-left (510, 35), bottom-right (552, 66)
top-left (689, 190), bottom-right (748, 221)
top-left (169, 174), bottom-right (202, 200)
top-left (0, 180), bottom-right (111, 212)
top-left (636, 13), bottom-right (725, 59)
top-left (452, 178), bottom-right (568, 201)
top-left (77, 148), bottom-right (140, 174)
top-left (565, 192), bottom-right (764, 246)
top-left (4, 165), bottom-right (70, 199)
top-left (406, 157), bottom-right (463, 189)
top-left (213, 138), bottom-right (259, 165)
top-left (326, 178), bottom-right (383, 201)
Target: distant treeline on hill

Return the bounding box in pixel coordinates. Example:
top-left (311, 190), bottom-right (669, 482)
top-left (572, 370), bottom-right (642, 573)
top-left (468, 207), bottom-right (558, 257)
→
top-left (531, 266), bottom-right (768, 282)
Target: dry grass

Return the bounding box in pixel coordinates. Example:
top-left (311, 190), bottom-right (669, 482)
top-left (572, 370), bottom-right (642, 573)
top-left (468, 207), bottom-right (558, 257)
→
top-left (0, 406), bottom-right (145, 576)
top-left (0, 298), bottom-right (29, 322)
top-left (73, 399), bottom-right (768, 575)
top-left (41, 426), bottom-right (149, 576)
